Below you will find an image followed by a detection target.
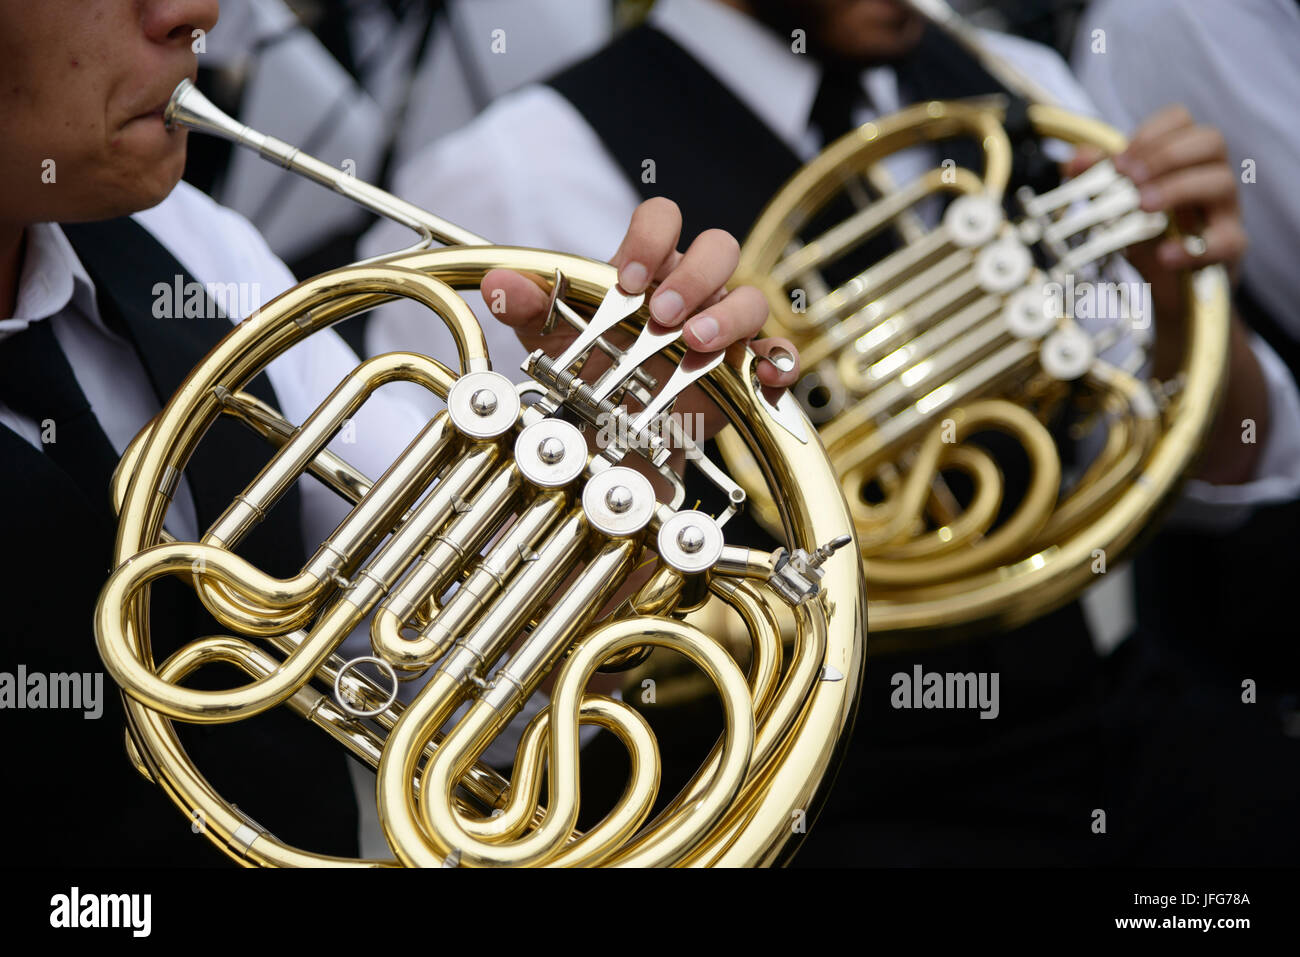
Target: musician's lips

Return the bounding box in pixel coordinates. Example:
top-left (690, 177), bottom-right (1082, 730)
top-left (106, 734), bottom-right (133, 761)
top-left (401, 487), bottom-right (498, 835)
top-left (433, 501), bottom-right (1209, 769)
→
top-left (116, 100), bottom-right (184, 153)
top-left (123, 75), bottom-right (196, 130)
top-left (116, 106), bottom-right (177, 151)
top-left (125, 107), bottom-right (167, 126)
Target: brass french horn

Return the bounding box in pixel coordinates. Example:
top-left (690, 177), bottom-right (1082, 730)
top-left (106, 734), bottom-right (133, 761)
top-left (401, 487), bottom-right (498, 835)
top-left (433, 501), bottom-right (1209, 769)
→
top-left (94, 81), bottom-right (865, 866)
top-left (722, 0), bottom-right (1231, 646)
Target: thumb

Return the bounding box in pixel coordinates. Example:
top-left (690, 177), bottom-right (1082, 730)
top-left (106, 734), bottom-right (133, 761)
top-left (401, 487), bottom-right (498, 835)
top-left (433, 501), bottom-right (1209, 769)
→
top-left (479, 268), bottom-right (551, 328)
top-left (1063, 144), bottom-right (1107, 180)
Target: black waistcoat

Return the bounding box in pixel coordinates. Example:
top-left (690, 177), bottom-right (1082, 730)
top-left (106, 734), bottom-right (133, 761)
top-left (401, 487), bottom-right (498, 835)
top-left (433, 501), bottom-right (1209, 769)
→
top-left (0, 217), bottom-right (358, 866)
top-left (546, 24), bottom-right (1054, 248)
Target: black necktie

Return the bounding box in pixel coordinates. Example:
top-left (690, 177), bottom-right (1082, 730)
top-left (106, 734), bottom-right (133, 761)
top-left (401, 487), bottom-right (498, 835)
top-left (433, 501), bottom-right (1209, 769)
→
top-left (0, 321), bottom-right (120, 519)
top-left (809, 65), bottom-right (870, 146)
top-left (803, 66), bottom-right (896, 287)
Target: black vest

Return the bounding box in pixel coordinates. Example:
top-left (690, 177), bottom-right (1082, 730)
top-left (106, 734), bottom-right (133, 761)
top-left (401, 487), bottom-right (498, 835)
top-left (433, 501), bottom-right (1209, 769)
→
top-left (0, 217), bottom-right (358, 866)
top-left (546, 24), bottom-right (1053, 248)
top-left (1133, 284), bottom-right (1300, 704)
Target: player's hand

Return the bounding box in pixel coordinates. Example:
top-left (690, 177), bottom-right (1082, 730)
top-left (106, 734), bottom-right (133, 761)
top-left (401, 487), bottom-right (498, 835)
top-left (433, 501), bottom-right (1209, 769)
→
top-left (480, 197), bottom-right (801, 437)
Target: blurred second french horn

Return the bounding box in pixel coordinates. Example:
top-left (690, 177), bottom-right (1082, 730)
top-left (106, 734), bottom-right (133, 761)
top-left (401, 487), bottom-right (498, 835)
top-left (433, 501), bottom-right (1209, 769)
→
top-left (722, 0), bottom-right (1231, 645)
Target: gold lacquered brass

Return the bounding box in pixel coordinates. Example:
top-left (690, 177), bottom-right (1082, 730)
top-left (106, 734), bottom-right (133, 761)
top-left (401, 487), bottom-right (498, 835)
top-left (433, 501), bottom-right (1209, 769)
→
top-left (726, 94), bottom-right (1231, 645)
top-left (94, 82), bottom-right (865, 867)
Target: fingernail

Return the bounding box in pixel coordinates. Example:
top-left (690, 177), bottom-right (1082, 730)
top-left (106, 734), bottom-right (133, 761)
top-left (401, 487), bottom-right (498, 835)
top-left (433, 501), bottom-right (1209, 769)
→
top-left (620, 261), bottom-right (649, 292)
top-left (1182, 235), bottom-right (1208, 258)
top-left (651, 289), bottom-right (684, 324)
top-left (765, 345), bottom-right (796, 372)
top-left (1139, 185), bottom-right (1162, 210)
top-left (687, 315), bottom-right (719, 348)
top-left (1126, 160), bottom-right (1150, 183)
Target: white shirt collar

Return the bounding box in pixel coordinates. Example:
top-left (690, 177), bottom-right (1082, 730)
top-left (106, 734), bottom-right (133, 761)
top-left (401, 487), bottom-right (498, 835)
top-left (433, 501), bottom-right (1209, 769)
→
top-left (0, 222), bottom-right (99, 339)
top-left (650, 0), bottom-right (823, 151)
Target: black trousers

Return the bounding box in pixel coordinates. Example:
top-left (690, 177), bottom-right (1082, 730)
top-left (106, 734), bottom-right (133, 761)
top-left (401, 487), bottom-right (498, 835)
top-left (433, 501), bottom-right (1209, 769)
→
top-left (795, 621), bottom-right (1300, 867)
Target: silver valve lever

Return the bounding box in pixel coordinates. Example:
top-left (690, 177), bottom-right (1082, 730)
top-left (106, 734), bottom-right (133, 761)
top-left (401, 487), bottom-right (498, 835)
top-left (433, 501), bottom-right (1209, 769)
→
top-left (767, 534), bottom-right (854, 605)
top-left (526, 286), bottom-right (726, 470)
top-left (590, 319), bottom-right (683, 403)
top-left (587, 348), bottom-right (726, 469)
top-left (553, 286), bottom-right (645, 372)
top-left (525, 283), bottom-right (659, 411)
top-left (1020, 158), bottom-right (1124, 219)
top-left (627, 348), bottom-right (726, 435)
top-left (803, 534), bottom-right (854, 570)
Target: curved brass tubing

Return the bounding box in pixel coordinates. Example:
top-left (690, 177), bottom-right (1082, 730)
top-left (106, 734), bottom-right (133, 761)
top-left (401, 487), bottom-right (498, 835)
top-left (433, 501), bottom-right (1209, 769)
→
top-left (411, 617), bottom-right (754, 868)
top-left (859, 400), bottom-right (1061, 588)
top-left (100, 79), bottom-right (867, 868)
top-left (454, 695), bottom-right (659, 848)
top-left (728, 95), bottom-right (1232, 640)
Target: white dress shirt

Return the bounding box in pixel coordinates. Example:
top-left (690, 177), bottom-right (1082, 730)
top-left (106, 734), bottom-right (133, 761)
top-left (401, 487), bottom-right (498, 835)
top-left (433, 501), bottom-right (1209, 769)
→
top-left (360, 0), bottom-right (1300, 519)
top-left (1072, 0), bottom-right (1300, 341)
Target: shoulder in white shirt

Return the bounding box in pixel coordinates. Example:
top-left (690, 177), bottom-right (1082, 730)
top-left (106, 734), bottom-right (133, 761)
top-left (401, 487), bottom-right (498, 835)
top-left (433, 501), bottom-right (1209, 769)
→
top-left (0, 180), bottom-right (428, 549)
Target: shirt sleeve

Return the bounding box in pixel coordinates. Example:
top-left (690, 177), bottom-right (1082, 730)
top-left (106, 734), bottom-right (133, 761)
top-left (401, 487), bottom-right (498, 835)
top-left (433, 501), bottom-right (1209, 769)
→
top-left (1070, 0), bottom-right (1300, 525)
top-left (356, 87), bottom-right (541, 408)
top-left (1172, 333), bottom-right (1300, 530)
